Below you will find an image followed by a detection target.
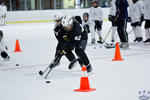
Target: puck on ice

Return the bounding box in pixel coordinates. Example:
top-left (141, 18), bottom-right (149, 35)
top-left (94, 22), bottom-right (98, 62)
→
top-left (46, 80), bottom-right (51, 83)
top-left (16, 64), bottom-right (19, 66)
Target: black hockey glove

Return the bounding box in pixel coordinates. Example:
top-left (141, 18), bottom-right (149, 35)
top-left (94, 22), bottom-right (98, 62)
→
top-left (108, 15), bottom-right (115, 22)
top-left (61, 42), bottom-right (75, 53)
top-left (57, 50), bottom-right (66, 55)
top-left (94, 20), bottom-right (102, 26)
top-left (94, 20), bottom-right (102, 31)
top-left (113, 9), bottom-right (121, 23)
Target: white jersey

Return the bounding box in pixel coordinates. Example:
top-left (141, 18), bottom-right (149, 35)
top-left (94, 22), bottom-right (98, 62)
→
top-left (129, 1), bottom-right (144, 23)
top-left (0, 5), bottom-right (7, 16)
top-left (110, 0), bottom-right (116, 16)
top-left (89, 7), bottom-right (103, 22)
top-left (0, 39), bottom-right (7, 52)
top-left (143, 0), bottom-right (150, 20)
top-left (82, 20), bottom-right (89, 27)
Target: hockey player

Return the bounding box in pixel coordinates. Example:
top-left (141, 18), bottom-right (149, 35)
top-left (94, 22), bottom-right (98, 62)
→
top-left (82, 12), bottom-right (90, 33)
top-left (108, 0), bottom-right (117, 43)
top-left (0, 3), bottom-right (7, 26)
top-left (89, 0), bottom-right (103, 44)
top-left (61, 16), bottom-right (92, 73)
top-left (74, 15), bottom-right (89, 67)
top-left (143, 0), bottom-right (150, 43)
top-left (53, 14), bottom-right (78, 69)
top-left (115, 0), bottom-right (129, 49)
top-left (129, 0), bottom-right (144, 42)
top-left (0, 30), bottom-right (10, 61)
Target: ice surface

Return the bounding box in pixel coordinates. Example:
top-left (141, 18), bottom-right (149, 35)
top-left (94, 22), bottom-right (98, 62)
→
top-left (0, 21), bottom-right (150, 100)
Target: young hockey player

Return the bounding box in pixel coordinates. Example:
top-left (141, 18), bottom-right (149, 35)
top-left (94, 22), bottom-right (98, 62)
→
top-left (82, 12), bottom-right (90, 33)
top-left (0, 3), bottom-right (7, 26)
top-left (115, 0), bottom-right (129, 49)
top-left (74, 15), bottom-right (89, 67)
top-left (143, 0), bottom-right (150, 43)
top-left (53, 14), bottom-right (78, 69)
top-left (0, 30), bottom-right (10, 61)
top-left (108, 0), bottom-right (117, 43)
top-left (89, 0), bottom-right (103, 44)
top-left (61, 16), bottom-right (92, 73)
top-left (129, 0), bottom-right (144, 42)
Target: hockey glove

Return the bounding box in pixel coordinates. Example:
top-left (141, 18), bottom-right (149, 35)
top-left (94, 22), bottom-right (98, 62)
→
top-left (94, 20), bottom-right (102, 31)
top-left (108, 15), bottom-right (115, 22)
top-left (58, 50), bottom-right (66, 55)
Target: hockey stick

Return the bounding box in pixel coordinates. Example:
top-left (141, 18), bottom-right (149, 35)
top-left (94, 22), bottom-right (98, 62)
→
top-left (102, 38), bottom-right (115, 48)
top-left (39, 54), bottom-right (62, 79)
top-left (103, 13), bottom-right (120, 42)
top-left (113, 27), bottom-right (135, 43)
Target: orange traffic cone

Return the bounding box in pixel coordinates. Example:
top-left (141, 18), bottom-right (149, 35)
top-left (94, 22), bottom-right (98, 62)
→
top-left (112, 42), bottom-right (123, 61)
top-left (14, 39), bottom-right (22, 52)
top-left (74, 65), bottom-right (96, 92)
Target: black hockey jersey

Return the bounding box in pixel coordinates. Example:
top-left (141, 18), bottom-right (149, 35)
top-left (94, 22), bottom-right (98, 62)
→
top-left (54, 21), bottom-right (83, 51)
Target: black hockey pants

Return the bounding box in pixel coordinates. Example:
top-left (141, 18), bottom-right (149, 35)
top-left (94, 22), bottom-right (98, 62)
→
top-left (116, 18), bottom-right (128, 43)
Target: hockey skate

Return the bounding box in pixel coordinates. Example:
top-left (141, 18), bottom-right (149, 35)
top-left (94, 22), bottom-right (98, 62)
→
top-left (134, 38), bottom-right (139, 42)
top-left (97, 37), bottom-right (103, 44)
top-left (143, 38), bottom-right (150, 43)
top-left (137, 37), bottom-right (143, 42)
top-left (68, 58), bottom-right (78, 70)
top-left (120, 42), bottom-right (129, 49)
top-left (91, 39), bottom-right (95, 44)
top-left (86, 64), bottom-right (92, 73)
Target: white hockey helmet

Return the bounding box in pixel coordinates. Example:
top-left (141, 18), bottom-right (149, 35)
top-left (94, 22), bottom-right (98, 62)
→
top-left (61, 16), bottom-right (74, 27)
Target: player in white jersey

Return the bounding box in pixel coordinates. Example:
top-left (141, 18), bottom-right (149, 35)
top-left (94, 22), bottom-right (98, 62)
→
top-left (89, 0), bottom-right (103, 44)
top-left (108, 0), bottom-right (117, 43)
top-left (143, 0), bottom-right (150, 43)
top-left (0, 3), bottom-right (7, 26)
top-left (129, 0), bottom-right (144, 42)
top-left (0, 30), bottom-right (10, 61)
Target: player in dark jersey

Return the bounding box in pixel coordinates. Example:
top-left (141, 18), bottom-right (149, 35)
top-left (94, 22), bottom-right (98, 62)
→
top-left (61, 16), bottom-right (92, 73)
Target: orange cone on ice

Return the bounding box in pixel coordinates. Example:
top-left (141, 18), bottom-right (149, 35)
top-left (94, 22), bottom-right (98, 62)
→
top-left (112, 42), bottom-right (123, 61)
top-left (74, 65), bottom-right (96, 92)
top-left (14, 39), bottom-right (22, 52)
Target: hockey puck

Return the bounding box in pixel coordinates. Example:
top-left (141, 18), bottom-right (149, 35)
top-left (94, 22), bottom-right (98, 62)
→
top-left (94, 47), bottom-right (96, 49)
top-left (16, 64), bottom-right (19, 66)
top-left (45, 80), bottom-right (51, 83)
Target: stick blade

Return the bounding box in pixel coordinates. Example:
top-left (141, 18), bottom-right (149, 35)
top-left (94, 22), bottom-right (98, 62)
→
top-left (39, 71), bottom-right (43, 76)
top-left (105, 43), bottom-right (115, 49)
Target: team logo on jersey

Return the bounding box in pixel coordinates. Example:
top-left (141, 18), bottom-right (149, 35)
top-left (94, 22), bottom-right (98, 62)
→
top-left (138, 90), bottom-right (150, 100)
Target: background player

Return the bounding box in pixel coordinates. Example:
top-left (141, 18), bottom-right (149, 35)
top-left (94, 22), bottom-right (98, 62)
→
top-left (89, 0), bottom-right (103, 44)
top-left (109, 0), bottom-right (117, 43)
top-left (143, 0), bottom-right (150, 43)
top-left (0, 30), bottom-right (10, 61)
top-left (129, 0), bottom-right (144, 42)
top-left (0, 3), bottom-right (7, 26)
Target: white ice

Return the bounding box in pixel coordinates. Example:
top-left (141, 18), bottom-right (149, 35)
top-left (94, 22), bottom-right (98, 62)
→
top-left (0, 21), bottom-right (150, 100)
